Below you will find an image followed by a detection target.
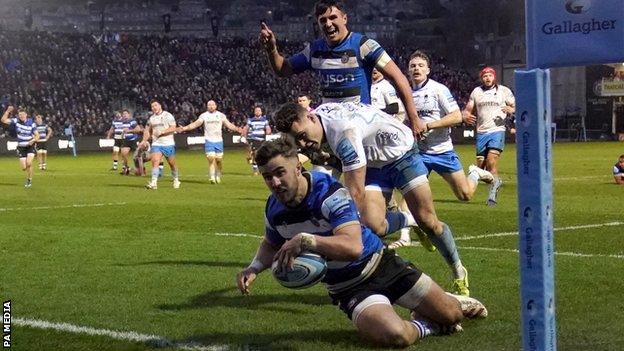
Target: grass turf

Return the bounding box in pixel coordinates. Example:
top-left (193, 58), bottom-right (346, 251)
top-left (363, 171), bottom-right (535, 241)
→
top-left (0, 142), bottom-right (623, 350)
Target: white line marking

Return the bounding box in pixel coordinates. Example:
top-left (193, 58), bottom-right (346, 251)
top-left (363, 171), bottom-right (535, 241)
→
top-left (456, 221), bottom-right (624, 241)
top-left (14, 317), bottom-right (229, 351)
top-left (458, 246), bottom-right (624, 260)
top-left (0, 202), bottom-right (127, 212)
top-left (215, 232), bottom-right (263, 239)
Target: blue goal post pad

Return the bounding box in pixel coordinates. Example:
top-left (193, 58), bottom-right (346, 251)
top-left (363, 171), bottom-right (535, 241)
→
top-left (526, 0), bottom-right (624, 68)
top-left (514, 69), bottom-right (557, 351)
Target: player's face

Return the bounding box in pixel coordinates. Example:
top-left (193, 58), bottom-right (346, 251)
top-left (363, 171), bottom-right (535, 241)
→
top-left (18, 111), bottom-right (27, 121)
top-left (151, 102), bottom-right (162, 114)
top-left (260, 156), bottom-right (302, 206)
top-left (254, 107), bottom-right (262, 117)
top-left (35, 115), bottom-right (43, 124)
top-left (481, 73), bottom-right (496, 87)
top-left (207, 100), bottom-right (217, 112)
top-left (122, 111), bottom-right (131, 119)
top-left (371, 68), bottom-right (382, 82)
top-left (619, 158), bottom-right (624, 167)
top-left (297, 96), bottom-right (310, 109)
top-left (408, 57), bottom-right (430, 85)
top-left (291, 113), bottom-right (323, 152)
top-left (317, 6), bottom-right (348, 45)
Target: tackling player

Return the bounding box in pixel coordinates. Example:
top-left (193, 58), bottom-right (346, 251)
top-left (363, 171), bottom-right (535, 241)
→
top-left (274, 102), bottom-right (471, 296)
top-left (237, 137), bottom-right (487, 347)
top-left (463, 67), bottom-right (516, 205)
top-left (242, 106), bottom-right (271, 175)
top-left (140, 99), bottom-right (180, 189)
top-left (1, 106), bottom-right (39, 187)
top-left (177, 100), bottom-right (242, 184)
top-left (34, 114), bottom-right (53, 170)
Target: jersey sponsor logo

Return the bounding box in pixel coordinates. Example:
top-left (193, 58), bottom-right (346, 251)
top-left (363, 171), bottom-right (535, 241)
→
top-left (320, 73), bottom-right (356, 86)
top-left (336, 138), bottom-right (359, 167)
top-left (375, 130), bottom-right (399, 144)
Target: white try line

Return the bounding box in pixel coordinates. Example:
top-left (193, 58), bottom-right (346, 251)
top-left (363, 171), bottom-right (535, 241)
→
top-left (215, 232), bottom-right (263, 239)
top-left (13, 317), bottom-right (229, 351)
top-left (456, 221), bottom-right (624, 241)
top-left (458, 246), bottom-right (624, 260)
top-left (0, 202), bottom-right (127, 212)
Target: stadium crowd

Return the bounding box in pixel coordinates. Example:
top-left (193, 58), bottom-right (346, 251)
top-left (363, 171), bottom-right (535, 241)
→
top-left (0, 30), bottom-right (477, 137)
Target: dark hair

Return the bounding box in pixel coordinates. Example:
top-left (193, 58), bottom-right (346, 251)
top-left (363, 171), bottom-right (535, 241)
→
top-left (408, 50), bottom-right (431, 68)
top-left (122, 109), bottom-right (130, 113)
top-left (619, 154), bottom-right (624, 160)
top-left (149, 99), bottom-right (161, 106)
top-left (297, 94), bottom-right (310, 99)
top-left (314, 0), bottom-right (347, 18)
top-left (274, 102), bottom-right (307, 133)
top-left (255, 136), bottom-right (299, 167)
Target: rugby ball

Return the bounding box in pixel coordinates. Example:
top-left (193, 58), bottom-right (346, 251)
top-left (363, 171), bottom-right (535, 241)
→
top-left (272, 252), bottom-right (327, 289)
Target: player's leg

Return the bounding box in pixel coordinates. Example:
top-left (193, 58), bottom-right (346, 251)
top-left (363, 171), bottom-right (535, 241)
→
top-left (41, 149), bottom-right (47, 170)
top-left (120, 147), bottom-right (130, 175)
top-left (163, 147), bottom-right (180, 189)
top-left (250, 141), bottom-right (260, 175)
top-left (364, 168), bottom-right (414, 238)
top-left (482, 131), bottom-right (505, 205)
top-left (147, 149), bottom-right (162, 189)
top-left (441, 171), bottom-right (475, 201)
top-left (387, 191), bottom-right (414, 249)
top-left (206, 154), bottom-right (216, 183)
top-left (111, 144), bottom-right (120, 170)
top-left (215, 154), bottom-right (224, 183)
top-left (36, 148), bottom-right (43, 170)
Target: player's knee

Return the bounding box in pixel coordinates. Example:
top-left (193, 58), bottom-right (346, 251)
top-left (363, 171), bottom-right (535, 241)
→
top-left (415, 214), bottom-right (441, 235)
top-left (364, 323), bottom-right (411, 348)
top-left (456, 190), bottom-right (472, 202)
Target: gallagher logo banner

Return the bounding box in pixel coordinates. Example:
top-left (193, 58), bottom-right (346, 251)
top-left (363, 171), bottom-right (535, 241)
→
top-left (526, 0), bottom-right (624, 68)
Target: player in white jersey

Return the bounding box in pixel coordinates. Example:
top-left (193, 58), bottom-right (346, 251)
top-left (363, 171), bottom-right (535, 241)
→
top-left (139, 99), bottom-right (180, 189)
top-left (463, 67), bottom-right (515, 205)
top-left (177, 100), bottom-right (242, 184)
top-left (34, 114), bottom-right (53, 170)
top-left (370, 68), bottom-right (406, 122)
top-left (275, 101), bottom-right (471, 296)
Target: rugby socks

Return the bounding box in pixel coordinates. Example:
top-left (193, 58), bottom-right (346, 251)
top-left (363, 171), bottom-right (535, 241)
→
top-left (158, 162), bottom-right (164, 177)
top-left (384, 211), bottom-right (410, 236)
top-left (151, 167), bottom-right (159, 183)
top-left (399, 227), bottom-right (411, 242)
top-left (467, 170), bottom-right (480, 185)
top-left (411, 320), bottom-right (436, 339)
top-left (171, 169), bottom-right (179, 180)
top-left (428, 223), bottom-right (464, 278)
top-left (112, 160), bottom-right (118, 170)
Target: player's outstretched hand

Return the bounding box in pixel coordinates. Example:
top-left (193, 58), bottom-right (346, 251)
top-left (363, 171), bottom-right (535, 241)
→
top-left (6, 105), bottom-right (15, 113)
top-left (236, 268), bottom-right (258, 295)
top-left (259, 22), bottom-right (277, 53)
top-left (273, 234), bottom-right (303, 273)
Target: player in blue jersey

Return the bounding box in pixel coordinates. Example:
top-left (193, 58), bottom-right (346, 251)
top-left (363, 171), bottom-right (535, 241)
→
top-left (236, 137), bottom-right (487, 347)
top-left (259, 0), bottom-right (425, 136)
top-left (614, 155), bottom-right (624, 185)
top-left (242, 106), bottom-right (272, 175)
top-left (274, 102), bottom-right (472, 296)
top-left (1, 106), bottom-right (40, 187)
top-left (34, 114), bottom-right (53, 171)
top-left (106, 111), bottom-right (124, 171)
top-left (119, 109), bottom-right (142, 176)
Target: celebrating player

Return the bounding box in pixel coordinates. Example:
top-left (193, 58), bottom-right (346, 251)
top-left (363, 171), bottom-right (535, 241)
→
top-left (259, 0), bottom-right (425, 135)
top-left (463, 67), bottom-right (516, 205)
top-left (1, 106), bottom-right (39, 187)
top-left (236, 137), bottom-right (487, 347)
top-left (140, 99), bottom-right (180, 189)
top-left (242, 106), bottom-right (271, 175)
top-left (177, 100), bottom-right (242, 184)
top-left (274, 102), bottom-right (471, 295)
top-left (34, 114), bottom-right (53, 170)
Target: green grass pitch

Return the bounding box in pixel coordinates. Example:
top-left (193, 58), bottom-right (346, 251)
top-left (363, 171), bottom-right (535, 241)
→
top-left (1, 142), bottom-right (623, 350)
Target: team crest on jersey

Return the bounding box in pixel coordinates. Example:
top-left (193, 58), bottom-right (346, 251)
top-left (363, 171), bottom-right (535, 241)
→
top-left (341, 52), bottom-right (350, 64)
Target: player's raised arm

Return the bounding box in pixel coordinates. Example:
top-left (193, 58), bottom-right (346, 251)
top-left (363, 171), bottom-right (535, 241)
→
top-left (259, 22), bottom-right (294, 77)
top-left (1, 105), bottom-right (14, 125)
